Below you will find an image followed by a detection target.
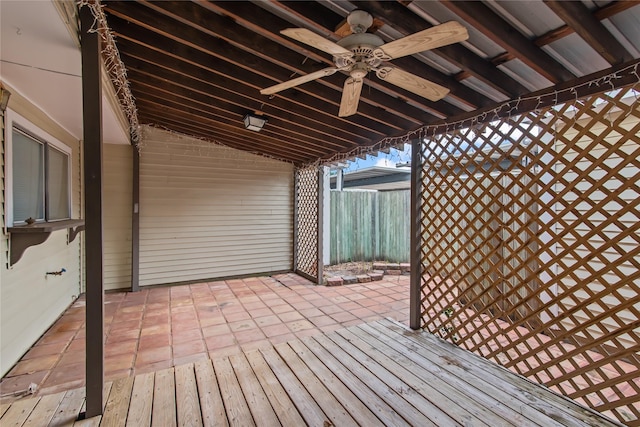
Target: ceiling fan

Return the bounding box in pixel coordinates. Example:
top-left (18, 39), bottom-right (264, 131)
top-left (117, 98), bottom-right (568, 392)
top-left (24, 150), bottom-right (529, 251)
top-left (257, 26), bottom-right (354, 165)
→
top-left (261, 10), bottom-right (469, 117)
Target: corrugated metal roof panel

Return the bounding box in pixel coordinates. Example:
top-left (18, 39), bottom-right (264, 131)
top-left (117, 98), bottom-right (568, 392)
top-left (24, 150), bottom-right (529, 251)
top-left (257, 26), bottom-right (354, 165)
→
top-left (543, 33), bottom-right (610, 77)
top-left (408, 1), bottom-right (505, 59)
top-left (498, 59), bottom-right (552, 92)
top-left (486, 0), bottom-right (564, 37)
top-left (604, 7), bottom-right (640, 57)
top-left (461, 76), bottom-right (510, 103)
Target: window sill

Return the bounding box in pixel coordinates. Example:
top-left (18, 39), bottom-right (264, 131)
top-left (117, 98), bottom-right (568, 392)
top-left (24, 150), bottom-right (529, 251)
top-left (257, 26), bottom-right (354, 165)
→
top-left (7, 219), bottom-right (85, 265)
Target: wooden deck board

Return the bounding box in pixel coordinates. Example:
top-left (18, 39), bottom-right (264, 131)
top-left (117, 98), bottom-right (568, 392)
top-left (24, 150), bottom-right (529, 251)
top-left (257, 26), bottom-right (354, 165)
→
top-left (48, 388), bottom-right (86, 427)
top-left (259, 346), bottom-right (328, 426)
top-left (0, 319), bottom-right (624, 427)
top-left (23, 392), bottom-right (65, 427)
top-left (357, 322), bottom-right (526, 426)
top-left (312, 332), bottom-right (437, 426)
top-left (193, 359), bottom-right (227, 427)
top-left (288, 339), bottom-right (387, 427)
top-left (2, 395), bottom-right (41, 426)
top-left (213, 356), bottom-right (255, 426)
top-left (100, 377), bottom-right (134, 427)
top-left (151, 368), bottom-right (176, 427)
top-left (244, 350), bottom-right (306, 427)
top-left (125, 372), bottom-right (153, 427)
top-left (228, 353), bottom-right (279, 426)
top-left (367, 320), bottom-right (566, 426)
top-left (274, 342), bottom-right (358, 426)
top-left (175, 364), bottom-right (203, 427)
top-left (376, 319), bottom-right (618, 426)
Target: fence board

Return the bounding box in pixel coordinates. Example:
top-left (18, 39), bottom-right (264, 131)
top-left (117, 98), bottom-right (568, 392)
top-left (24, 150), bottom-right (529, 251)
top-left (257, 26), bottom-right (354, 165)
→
top-left (330, 190), bottom-right (410, 263)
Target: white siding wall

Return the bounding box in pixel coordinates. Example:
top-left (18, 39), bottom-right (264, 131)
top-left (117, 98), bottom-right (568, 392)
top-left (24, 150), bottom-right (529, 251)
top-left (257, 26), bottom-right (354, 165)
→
top-left (138, 126), bottom-right (293, 286)
top-left (103, 144), bottom-right (133, 290)
top-left (1, 90), bottom-right (82, 376)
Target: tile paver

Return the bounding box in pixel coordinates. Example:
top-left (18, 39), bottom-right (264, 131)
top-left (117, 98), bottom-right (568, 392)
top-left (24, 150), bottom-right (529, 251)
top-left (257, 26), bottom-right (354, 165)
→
top-left (0, 273), bottom-right (409, 399)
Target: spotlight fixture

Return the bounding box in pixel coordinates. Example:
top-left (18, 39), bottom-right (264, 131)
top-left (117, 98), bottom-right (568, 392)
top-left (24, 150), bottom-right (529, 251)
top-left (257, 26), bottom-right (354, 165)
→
top-left (0, 84), bottom-right (11, 112)
top-left (243, 112), bottom-right (268, 132)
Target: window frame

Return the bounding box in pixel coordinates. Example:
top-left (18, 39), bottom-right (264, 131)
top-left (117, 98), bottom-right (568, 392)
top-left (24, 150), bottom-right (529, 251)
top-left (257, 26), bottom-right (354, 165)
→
top-left (5, 109), bottom-right (73, 227)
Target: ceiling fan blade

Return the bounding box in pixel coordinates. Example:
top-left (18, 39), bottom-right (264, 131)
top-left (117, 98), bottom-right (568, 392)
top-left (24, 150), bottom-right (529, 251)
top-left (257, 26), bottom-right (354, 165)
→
top-left (378, 21), bottom-right (468, 59)
top-left (261, 67), bottom-right (340, 95)
top-left (376, 67), bottom-right (449, 102)
top-left (339, 77), bottom-right (363, 117)
top-left (281, 28), bottom-right (352, 56)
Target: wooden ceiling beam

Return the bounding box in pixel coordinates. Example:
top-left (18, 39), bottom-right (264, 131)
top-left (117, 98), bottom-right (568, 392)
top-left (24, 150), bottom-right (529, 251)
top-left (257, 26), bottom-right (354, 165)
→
top-left (543, 0), bottom-right (633, 65)
top-left (136, 116), bottom-right (310, 164)
top-left (137, 108), bottom-right (307, 164)
top-left (440, 0), bottom-right (574, 84)
top-left (117, 45), bottom-right (370, 155)
top-left (536, 1), bottom-right (639, 48)
top-left (127, 73), bottom-right (345, 157)
top-left (351, 0), bottom-right (529, 98)
top-left (133, 91), bottom-right (329, 161)
top-left (116, 0), bottom-right (435, 129)
top-left (106, 18), bottom-right (384, 146)
top-left (104, 4), bottom-right (405, 139)
top-left (260, 0), bottom-right (489, 109)
top-left (427, 58), bottom-right (640, 135)
top-left (203, 0), bottom-right (467, 118)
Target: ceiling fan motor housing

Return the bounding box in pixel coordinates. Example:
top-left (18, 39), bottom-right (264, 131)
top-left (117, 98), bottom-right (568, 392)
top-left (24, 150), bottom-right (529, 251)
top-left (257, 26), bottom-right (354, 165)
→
top-left (336, 32), bottom-right (385, 69)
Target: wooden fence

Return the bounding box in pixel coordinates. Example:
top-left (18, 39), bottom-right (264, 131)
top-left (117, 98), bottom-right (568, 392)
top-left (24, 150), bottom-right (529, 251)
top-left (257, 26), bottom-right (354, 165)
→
top-left (330, 190), bottom-right (410, 264)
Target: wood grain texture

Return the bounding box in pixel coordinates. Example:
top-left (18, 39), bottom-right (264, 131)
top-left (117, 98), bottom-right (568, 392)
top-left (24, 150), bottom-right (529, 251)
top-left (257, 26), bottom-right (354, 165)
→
top-left (0, 319), bottom-right (624, 427)
top-left (126, 373), bottom-right (154, 427)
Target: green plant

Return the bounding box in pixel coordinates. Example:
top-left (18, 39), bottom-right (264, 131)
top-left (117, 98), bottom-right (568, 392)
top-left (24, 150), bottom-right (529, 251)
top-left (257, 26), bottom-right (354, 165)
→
top-left (439, 306), bottom-right (459, 342)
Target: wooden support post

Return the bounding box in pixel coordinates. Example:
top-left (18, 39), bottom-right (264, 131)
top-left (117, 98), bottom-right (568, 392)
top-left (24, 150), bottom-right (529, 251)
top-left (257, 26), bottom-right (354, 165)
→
top-left (80, 4), bottom-right (104, 418)
top-left (131, 146), bottom-right (140, 291)
top-left (410, 139), bottom-right (422, 330)
top-left (317, 168), bottom-right (324, 285)
top-left (293, 169), bottom-right (299, 272)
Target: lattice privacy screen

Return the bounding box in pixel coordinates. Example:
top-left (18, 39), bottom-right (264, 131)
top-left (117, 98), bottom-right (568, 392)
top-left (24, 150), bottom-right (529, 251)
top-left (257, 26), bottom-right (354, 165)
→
top-left (294, 167), bottom-right (321, 283)
top-left (417, 84), bottom-right (639, 425)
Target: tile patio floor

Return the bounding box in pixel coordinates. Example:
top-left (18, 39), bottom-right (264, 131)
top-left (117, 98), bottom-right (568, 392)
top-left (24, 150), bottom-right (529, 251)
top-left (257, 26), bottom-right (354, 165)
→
top-left (1, 273), bottom-right (409, 399)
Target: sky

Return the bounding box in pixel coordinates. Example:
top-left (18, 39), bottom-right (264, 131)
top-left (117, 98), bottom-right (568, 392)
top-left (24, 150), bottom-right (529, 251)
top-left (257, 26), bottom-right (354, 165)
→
top-left (342, 143), bottom-right (412, 173)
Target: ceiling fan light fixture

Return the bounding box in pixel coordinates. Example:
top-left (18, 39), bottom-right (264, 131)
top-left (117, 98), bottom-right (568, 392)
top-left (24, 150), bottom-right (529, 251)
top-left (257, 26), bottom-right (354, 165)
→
top-left (243, 112), bottom-right (268, 132)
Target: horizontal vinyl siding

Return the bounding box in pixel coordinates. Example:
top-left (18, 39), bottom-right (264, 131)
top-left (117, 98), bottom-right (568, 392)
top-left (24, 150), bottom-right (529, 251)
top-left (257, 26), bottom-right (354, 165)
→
top-left (103, 144), bottom-right (133, 290)
top-left (1, 94), bottom-right (82, 376)
top-left (138, 126), bottom-right (293, 286)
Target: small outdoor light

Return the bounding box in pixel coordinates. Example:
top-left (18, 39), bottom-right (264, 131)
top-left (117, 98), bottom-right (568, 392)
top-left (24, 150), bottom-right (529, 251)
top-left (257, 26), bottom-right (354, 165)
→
top-left (0, 85), bottom-right (11, 112)
top-left (243, 112), bottom-right (267, 132)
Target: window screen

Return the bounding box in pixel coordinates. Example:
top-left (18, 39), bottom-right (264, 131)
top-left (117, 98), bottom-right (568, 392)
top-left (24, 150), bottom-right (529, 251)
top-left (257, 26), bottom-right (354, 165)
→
top-left (12, 129), bottom-right (44, 223)
top-left (47, 146), bottom-right (70, 220)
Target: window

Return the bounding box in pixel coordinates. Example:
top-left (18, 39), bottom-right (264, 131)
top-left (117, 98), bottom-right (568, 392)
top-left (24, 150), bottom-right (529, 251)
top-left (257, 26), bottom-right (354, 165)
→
top-left (7, 111), bottom-right (71, 226)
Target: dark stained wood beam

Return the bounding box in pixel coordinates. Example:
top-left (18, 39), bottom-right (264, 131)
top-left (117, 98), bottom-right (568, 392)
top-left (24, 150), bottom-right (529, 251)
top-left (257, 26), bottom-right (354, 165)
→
top-left (106, 0), bottom-right (435, 130)
top-left (440, 0), bottom-right (575, 83)
top-left (350, 0), bottom-right (529, 98)
top-left (131, 146), bottom-right (139, 292)
top-left (427, 58), bottom-right (640, 135)
top-left (105, 17), bottom-right (385, 146)
top-left (543, 0), bottom-right (633, 65)
top-left (202, 0), bottom-right (469, 117)
top-left (131, 84), bottom-right (332, 160)
top-left (113, 45), bottom-right (374, 157)
top-left (124, 65), bottom-right (354, 152)
top-left (79, 3), bottom-right (104, 419)
top-left (138, 113), bottom-right (309, 164)
top-left (137, 109), bottom-right (307, 164)
top-left (536, 1), bottom-right (639, 47)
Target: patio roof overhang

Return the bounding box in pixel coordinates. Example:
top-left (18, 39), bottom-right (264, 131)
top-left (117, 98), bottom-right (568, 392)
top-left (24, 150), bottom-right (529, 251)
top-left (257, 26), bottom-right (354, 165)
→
top-left (94, 0), bottom-right (640, 166)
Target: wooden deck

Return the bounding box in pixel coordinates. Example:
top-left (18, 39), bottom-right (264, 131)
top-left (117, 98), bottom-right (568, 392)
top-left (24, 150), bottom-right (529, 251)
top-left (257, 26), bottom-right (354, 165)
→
top-left (0, 319), bottom-right (621, 427)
